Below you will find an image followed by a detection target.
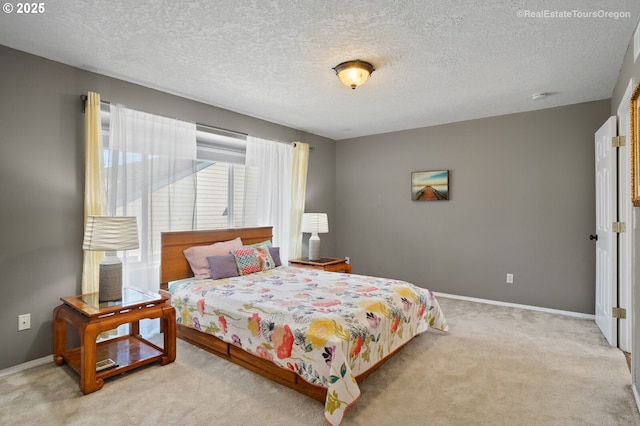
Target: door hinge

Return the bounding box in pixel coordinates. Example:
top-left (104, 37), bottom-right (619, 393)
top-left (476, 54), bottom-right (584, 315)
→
top-left (612, 136), bottom-right (626, 147)
top-left (612, 307), bottom-right (627, 319)
top-left (612, 222), bottom-right (626, 233)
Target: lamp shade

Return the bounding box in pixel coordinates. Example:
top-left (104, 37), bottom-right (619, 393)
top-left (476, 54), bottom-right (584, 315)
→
top-left (301, 213), bottom-right (329, 234)
top-left (83, 216), bottom-right (139, 251)
top-left (333, 60), bottom-right (375, 90)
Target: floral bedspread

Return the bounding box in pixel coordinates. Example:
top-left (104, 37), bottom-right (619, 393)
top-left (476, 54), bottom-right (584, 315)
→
top-left (169, 266), bottom-right (448, 425)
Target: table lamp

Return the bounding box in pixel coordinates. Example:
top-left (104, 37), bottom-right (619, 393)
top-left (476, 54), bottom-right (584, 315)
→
top-left (301, 213), bottom-right (328, 261)
top-left (83, 216), bottom-right (139, 302)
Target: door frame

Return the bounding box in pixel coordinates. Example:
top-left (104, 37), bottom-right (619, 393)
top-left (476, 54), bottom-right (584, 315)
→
top-left (617, 79), bottom-right (634, 353)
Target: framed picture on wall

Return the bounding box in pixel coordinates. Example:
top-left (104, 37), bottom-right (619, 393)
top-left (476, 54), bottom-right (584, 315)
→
top-left (411, 170), bottom-right (449, 201)
top-left (632, 81), bottom-right (640, 206)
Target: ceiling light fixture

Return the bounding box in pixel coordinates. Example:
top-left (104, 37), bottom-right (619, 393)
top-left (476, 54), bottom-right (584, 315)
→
top-left (531, 92), bottom-right (547, 100)
top-left (333, 60), bottom-right (375, 90)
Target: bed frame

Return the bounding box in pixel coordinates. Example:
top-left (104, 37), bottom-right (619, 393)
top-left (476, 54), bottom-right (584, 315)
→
top-left (160, 226), bottom-right (403, 402)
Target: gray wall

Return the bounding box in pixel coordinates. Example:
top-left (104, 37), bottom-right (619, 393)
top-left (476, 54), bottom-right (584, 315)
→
top-left (302, 134), bottom-right (336, 258)
top-left (0, 45), bottom-right (336, 370)
top-left (336, 100), bottom-right (610, 314)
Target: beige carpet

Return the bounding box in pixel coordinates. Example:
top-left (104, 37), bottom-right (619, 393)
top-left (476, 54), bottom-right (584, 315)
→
top-left (1, 297), bottom-right (639, 425)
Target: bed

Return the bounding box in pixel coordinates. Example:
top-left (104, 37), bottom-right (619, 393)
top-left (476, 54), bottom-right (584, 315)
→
top-left (160, 226), bottom-right (447, 425)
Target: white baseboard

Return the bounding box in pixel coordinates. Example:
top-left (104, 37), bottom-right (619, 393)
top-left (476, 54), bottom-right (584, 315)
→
top-left (0, 355), bottom-right (50, 379)
top-left (434, 292), bottom-right (596, 320)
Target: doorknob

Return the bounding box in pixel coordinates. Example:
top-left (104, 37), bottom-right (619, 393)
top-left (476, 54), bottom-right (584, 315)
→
top-left (589, 234), bottom-right (598, 241)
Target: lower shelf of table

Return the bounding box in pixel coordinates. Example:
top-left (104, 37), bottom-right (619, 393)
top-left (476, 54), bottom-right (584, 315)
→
top-left (62, 335), bottom-right (165, 380)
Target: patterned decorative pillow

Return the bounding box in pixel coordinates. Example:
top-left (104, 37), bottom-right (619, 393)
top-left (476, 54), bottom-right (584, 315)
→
top-left (244, 240), bottom-right (273, 249)
top-left (206, 254), bottom-right (239, 280)
top-left (232, 246), bottom-right (276, 275)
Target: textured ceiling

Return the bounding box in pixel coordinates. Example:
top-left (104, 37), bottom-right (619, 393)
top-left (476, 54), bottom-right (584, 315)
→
top-left (1, 1), bottom-right (639, 140)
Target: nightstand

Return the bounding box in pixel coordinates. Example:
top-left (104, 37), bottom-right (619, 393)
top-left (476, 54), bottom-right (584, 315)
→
top-left (53, 287), bottom-right (176, 394)
top-left (289, 257), bottom-right (352, 273)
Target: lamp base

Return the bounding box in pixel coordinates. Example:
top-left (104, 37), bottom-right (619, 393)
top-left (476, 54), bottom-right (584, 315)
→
top-left (308, 235), bottom-right (321, 261)
top-left (99, 254), bottom-right (122, 302)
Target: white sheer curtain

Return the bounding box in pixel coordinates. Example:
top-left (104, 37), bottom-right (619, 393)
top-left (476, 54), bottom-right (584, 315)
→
top-left (106, 105), bottom-right (197, 292)
top-left (245, 136), bottom-right (293, 264)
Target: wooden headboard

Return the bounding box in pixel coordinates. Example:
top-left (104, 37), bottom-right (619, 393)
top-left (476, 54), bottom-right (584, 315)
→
top-left (160, 226), bottom-right (273, 287)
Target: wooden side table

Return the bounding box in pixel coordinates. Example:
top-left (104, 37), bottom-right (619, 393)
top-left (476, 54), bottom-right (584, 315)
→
top-left (289, 257), bottom-right (352, 273)
top-left (53, 287), bottom-right (176, 394)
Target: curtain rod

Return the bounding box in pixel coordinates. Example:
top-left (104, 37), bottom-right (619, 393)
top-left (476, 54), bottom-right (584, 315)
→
top-left (80, 94), bottom-right (314, 150)
top-left (81, 94), bottom-right (248, 138)
top-left (196, 122), bottom-right (248, 138)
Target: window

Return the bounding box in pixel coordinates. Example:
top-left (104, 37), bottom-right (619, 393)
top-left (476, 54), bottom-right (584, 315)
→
top-left (194, 160), bottom-right (253, 229)
top-left (194, 123), bottom-right (256, 229)
top-left (102, 110), bottom-right (254, 234)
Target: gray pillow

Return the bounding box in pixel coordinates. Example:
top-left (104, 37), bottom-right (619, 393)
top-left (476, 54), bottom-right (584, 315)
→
top-left (269, 247), bottom-right (281, 267)
top-left (207, 254), bottom-right (240, 280)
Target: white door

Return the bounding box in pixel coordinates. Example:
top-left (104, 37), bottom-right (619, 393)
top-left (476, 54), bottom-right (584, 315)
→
top-left (594, 116), bottom-right (617, 346)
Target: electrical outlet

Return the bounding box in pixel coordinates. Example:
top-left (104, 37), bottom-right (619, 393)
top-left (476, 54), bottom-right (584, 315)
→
top-left (345, 256), bottom-right (350, 264)
top-left (506, 273), bottom-right (514, 284)
top-left (18, 313), bottom-right (30, 331)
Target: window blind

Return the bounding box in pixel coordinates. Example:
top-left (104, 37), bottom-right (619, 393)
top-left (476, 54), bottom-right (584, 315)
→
top-left (196, 124), bottom-right (247, 164)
